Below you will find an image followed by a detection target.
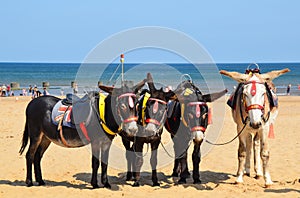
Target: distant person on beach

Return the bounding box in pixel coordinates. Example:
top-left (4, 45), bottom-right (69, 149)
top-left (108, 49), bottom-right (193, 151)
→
top-left (28, 85), bottom-right (33, 94)
top-left (73, 83), bottom-right (78, 94)
top-left (6, 84), bottom-right (11, 96)
top-left (32, 87), bottom-right (41, 99)
top-left (43, 87), bottom-right (49, 96)
top-left (287, 83), bottom-right (291, 95)
top-left (1, 84), bottom-right (7, 97)
top-left (22, 88), bottom-right (27, 96)
top-left (60, 88), bottom-right (64, 96)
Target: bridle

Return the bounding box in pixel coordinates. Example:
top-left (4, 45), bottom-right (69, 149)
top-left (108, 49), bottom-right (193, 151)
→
top-left (188, 101), bottom-right (208, 132)
top-left (182, 101), bottom-right (209, 133)
top-left (241, 81), bottom-right (270, 124)
top-left (117, 92), bottom-right (138, 124)
top-left (145, 97), bottom-right (168, 135)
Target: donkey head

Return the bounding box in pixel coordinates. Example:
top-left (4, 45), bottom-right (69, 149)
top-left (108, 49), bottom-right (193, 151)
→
top-left (142, 73), bottom-right (176, 137)
top-left (175, 81), bottom-right (227, 142)
top-left (220, 68), bottom-right (290, 128)
top-left (99, 79), bottom-right (146, 136)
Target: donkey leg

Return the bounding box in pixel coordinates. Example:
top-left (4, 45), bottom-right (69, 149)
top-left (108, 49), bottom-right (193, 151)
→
top-left (236, 137), bottom-right (247, 184)
top-left (150, 141), bottom-right (160, 186)
top-left (253, 133), bottom-right (263, 178)
top-left (100, 141), bottom-right (112, 189)
top-left (178, 152), bottom-right (188, 184)
top-left (132, 141), bottom-right (144, 187)
top-left (121, 137), bottom-right (134, 181)
top-left (261, 129), bottom-right (273, 187)
top-left (192, 142), bottom-right (201, 184)
top-left (245, 133), bottom-right (253, 177)
top-left (25, 132), bottom-right (43, 187)
top-left (91, 140), bottom-right (101, 188)
top-left (34, 136), bottom-right (51, 185)
top-left (171, 159), bottom-right (180, 177)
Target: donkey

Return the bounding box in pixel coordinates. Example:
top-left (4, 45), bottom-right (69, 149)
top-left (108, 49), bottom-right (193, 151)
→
top-left (220, 68), bottom-right (290, 187)
top-left (117, 73), bottom-right (176, 187)
top-left (165, 81), bottom-right (227, 184)
top-left (19, 80), bottom-right (145, 189)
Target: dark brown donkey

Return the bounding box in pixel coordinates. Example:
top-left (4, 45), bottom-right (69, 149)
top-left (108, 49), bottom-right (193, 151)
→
top-left (19, 81), bottom-right (145, 189)
top-left (165, 81), bottom-right (227, 184)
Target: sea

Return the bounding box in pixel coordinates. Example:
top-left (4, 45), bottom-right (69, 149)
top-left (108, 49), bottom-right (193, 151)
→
top-left (0, 62), bottom-right (299, 96)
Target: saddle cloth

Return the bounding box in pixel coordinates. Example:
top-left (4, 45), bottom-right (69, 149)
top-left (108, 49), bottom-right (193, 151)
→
top-left (51, 94), bottom-right (93, 128)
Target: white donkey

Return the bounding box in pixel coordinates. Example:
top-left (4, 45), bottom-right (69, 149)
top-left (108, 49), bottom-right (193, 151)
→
top-left (220, 68), bottom-right (290, 187)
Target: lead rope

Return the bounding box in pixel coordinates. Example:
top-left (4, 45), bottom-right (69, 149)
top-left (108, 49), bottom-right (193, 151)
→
top-left (204, 117), bottom-right (248, 146)
top-left (160, 138), bottom-right (193, 159)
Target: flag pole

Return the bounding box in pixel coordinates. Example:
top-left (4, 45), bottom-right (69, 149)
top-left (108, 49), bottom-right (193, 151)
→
top-left (120, 54), bottom-right (124, 85)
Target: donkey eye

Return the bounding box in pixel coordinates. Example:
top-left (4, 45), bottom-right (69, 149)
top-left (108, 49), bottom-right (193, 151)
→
top-left (121, 104), bottom-right (127, 110)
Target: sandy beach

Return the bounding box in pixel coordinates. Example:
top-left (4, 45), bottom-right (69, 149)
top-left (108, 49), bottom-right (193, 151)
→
top-left (0, 95), bottom-right (299, 198)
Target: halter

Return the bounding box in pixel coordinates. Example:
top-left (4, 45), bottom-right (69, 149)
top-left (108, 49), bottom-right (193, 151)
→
top-left (240, 80), bottom-right (271, 124)
top-left (182, 101), bottom-right (208, 132)
top-left (117, 92), bottom-right (138, 124)
top-left (145, 98), bottom-right (168, 129)
top-left (243, 81), bottom-right (265, 112)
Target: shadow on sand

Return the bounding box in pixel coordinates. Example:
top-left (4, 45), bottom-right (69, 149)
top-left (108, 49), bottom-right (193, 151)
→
top-left (0, 170), bottom-right (233, 190)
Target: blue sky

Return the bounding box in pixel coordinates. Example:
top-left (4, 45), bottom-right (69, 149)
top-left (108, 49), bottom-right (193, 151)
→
top-left (0, 1), bottom-right (299, 63)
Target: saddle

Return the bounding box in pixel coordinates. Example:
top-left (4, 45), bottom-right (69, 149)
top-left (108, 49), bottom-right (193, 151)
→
top-left (62, 93), bottom-right (81, 105)
top-left (51, 93), bottom-right (93, 128)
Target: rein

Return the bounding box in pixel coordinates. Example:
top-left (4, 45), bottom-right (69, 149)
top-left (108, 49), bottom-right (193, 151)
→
top-left (204, 117), bottom-right (248, 146)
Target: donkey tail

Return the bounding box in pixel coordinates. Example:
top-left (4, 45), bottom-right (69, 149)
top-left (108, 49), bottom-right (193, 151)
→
top-left (19, 120), bottom-right (29, 155)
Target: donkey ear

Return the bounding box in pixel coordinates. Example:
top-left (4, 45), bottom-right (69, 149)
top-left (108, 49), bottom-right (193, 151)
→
top-left (99, 85), bottom-right (114, 94)
top-left (132, 79), bottom-right (146, 94)
top-left (260, 68), bottom-right (290, 82)
top-left (147, 73), bottom-right (156, 91)
top-left (220, 70), bottom-right (248, 83)
top-left (202, 89), bottom-right (228, 102)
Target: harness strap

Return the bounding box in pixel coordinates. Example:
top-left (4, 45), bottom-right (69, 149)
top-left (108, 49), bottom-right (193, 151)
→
top-left (59, 125), bottom-right (71, 147)
top-left (191, 126), bottom-right (206, 132)
top-left (145, 118), bottom-right (161, 126)
top-left (56, 106), bottom-right (72, 147)
top-left (123, 116), bottom-right (138, 123)
top-left (79, 122), bottom-right (91, 142)
top-left (181, 103), bottom-right (188, 127)
top-left (141, 92), bottom-right (151, 126)
top-left (99, 93), bottom-right (118, 136)
top-left (246, 104), bottom-right (264, 112)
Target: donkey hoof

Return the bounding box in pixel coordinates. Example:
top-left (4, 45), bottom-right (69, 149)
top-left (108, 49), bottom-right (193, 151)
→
top-left (126, 172), bottom-right (133, 181)
top-left (254, 175), bottom-right (262, 180)
top-left (38, 180), bottom-right (45, 186)
top-left (193, 179), bottom-right (201, 184)
top-left (26, 179), bottom-right (33, 187)
top-left (178, 178), bottom-right (186, 184)
top-left (153, 182), bottom-right (160, 187)
top-left (245, 173), bottom-right (251, 177)
top-left (104, 182), bottom-right (111, 189)
top-left (132, 181), bottom-right (140, 187)
top-left (92, 184), bottom-right (100, 189)
top-left (265, 184), bottom-right (272, 188)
